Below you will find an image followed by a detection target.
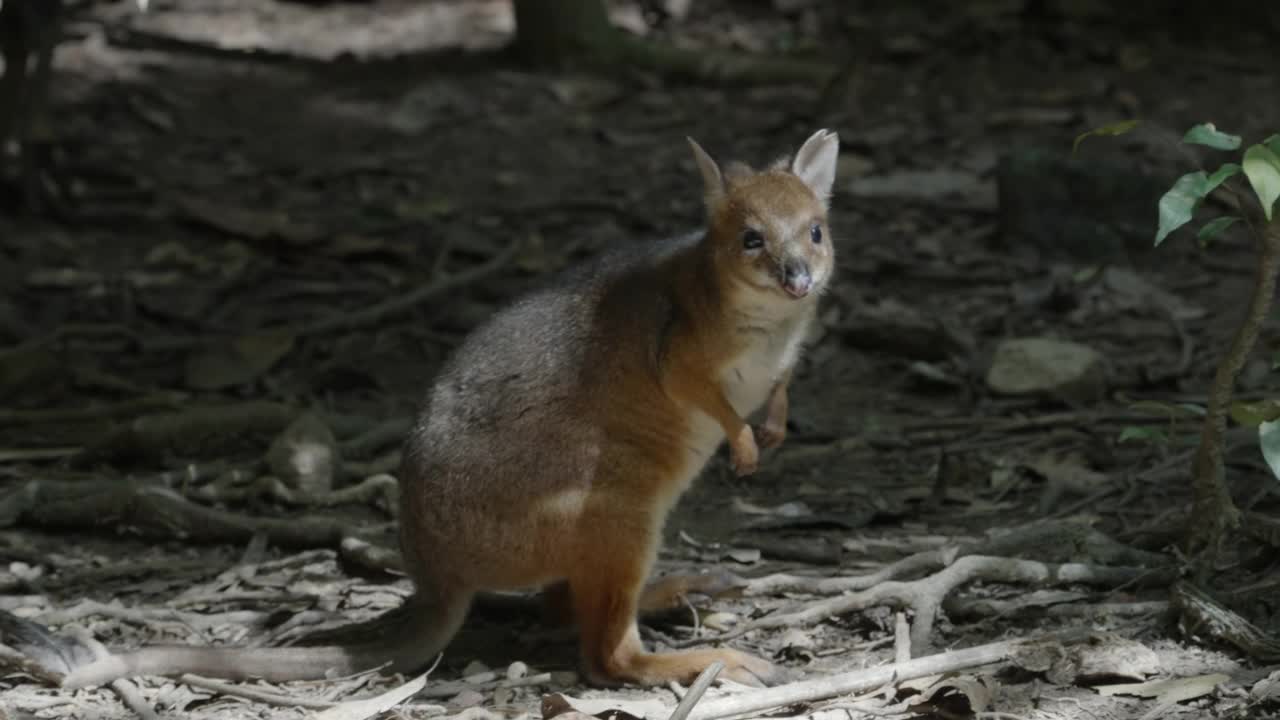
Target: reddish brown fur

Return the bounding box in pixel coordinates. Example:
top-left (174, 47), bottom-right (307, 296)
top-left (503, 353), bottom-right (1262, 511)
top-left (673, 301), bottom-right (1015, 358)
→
top-left (60, 130), bottom-right (840, 691)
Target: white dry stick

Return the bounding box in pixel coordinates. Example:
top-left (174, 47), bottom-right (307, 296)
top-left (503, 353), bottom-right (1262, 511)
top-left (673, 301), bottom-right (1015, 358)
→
top-left (893, 612), bottom-right (911, 665)
top-left (685, 630), bottom-right (1090, 720)
top-left (744, 548), bottom-right (958, 596)
top-left (668, 661), bottom-right (723, 720)
top-left (178, 674), bottom-right (335, 709)
top-left (314, 655), bottom-right (440, 720)
top-left (708, 555), bottom-right (1157, 655)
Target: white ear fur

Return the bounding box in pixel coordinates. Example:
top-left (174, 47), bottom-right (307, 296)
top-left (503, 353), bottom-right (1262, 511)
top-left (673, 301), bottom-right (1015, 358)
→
top-left (791, 129), bottom-right (840, 203)
top-left (687, 137), bottom-right (725, 207)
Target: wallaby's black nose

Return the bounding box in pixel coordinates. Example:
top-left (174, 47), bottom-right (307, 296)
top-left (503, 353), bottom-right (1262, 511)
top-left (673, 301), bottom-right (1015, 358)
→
top-left (782, 258), bottom-right (812, 298)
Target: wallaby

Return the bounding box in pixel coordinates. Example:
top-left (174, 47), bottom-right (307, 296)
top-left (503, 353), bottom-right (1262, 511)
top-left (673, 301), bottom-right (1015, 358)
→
top-left (61, 128), bottom-right (840, 690)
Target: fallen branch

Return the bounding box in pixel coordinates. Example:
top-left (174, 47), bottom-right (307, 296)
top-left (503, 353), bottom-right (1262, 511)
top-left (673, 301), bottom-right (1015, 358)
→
top-left (177, 674), bottom-right (335, 709)
top-left (1173, 581), bottom-right (1280, 661)
top-left (71, 401), bottom-right (296, 467)
top-left (667, 661), bottom-right (722, 720)
top-left (946, 595), bottom-right (1169, 620)
top-left (299, 238), bottom-right (521, 337)
top-left (691, 556), bottom-right (1170, 655)
top-left (198, 473), bottom-right (401, 517)
top-left (744, 548), bottom-right (956, 596)
top-left (37, 600), bottom-right (269, 632)
top-left (0, 476), bottom-right (382, 551)
top-left (685, 630), bottom-right (1091, 720)
top-left (744, 521), bottom-right (1167, 597)
top-left (0, 394), bottom-right (184, 427)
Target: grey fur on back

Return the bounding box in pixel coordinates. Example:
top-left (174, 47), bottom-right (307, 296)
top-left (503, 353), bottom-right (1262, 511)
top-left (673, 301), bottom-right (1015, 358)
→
top-left (398, 232), bottom-right (703, 587)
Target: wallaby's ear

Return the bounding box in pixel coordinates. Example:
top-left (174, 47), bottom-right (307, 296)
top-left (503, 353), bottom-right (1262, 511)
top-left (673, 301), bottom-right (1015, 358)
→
top-left (687, 137), bottom-right (725, 207)
top-left (791, 129), bottom-right (840, 204)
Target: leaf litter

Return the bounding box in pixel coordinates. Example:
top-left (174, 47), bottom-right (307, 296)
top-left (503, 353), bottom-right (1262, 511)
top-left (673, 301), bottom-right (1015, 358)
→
top-left (2, 2), bottom-right (1279, 720)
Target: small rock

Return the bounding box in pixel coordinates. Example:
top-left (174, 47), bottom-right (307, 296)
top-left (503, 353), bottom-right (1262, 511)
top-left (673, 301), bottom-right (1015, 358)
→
top-left (723, 548), bottom-right (762, 564)
top-left (265, 413), bottom-right (340, 494)
top-left (506, 661), bottom-right (529, 680)
top-left (463, 670), bottom-right (497, 684)
top-left (1253, 671), bottom-right (1280, 701)
top-left (702, 612), bottom-right (739, 631)
top-left (450, 689), bottom-right (485, 708)
top-left (986, 338), bottom-right (1107, 405)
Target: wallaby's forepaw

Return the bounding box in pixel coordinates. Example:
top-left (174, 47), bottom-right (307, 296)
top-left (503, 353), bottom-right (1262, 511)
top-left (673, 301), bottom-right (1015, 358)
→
top-left (753, 421), bottom-right (786, 450)
top-left (716, 649), bottom-right (792, 687)
top-left (730, 426), bottom-right (759, 476)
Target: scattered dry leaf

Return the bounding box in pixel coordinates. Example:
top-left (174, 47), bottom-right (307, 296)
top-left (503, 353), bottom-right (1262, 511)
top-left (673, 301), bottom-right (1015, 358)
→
top-left (542, 693), bottom-right (667, 720)
top-left (1097, 673), bottom-right (1230, 705)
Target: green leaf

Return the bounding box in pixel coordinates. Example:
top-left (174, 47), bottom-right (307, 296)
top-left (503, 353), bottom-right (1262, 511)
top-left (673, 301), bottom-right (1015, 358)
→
top-left (1205, 163), bottom-right (1241, 193)
top-left (1265, 134), bottom-right (1280, 157)
top-left (1260, 420), bottom-right (1280, 483)
top-left (1243, 143), bottom-right (1280, 221)
top-left (1118, 426), bottom-right (1167, 444)
top-left (1230, 399), bottom-right (1280, 427)
top-left (1182, 123), bottom-right (1242, 150)
top-left (1197, 216), bottom-right (1242, 245)
top-left (1072, 119), bottom-right (1140, 155)
top-left (1155, 171), bottom-right (1210, 245)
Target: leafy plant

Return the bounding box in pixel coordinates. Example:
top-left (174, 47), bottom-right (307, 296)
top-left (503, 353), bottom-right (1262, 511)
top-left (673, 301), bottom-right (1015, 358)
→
top-left (1088, 121), bottom-right (1280, 573)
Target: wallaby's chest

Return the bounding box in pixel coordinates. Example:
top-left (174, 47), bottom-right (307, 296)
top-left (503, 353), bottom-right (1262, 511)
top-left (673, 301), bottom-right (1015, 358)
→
top-left (720, 306), bottom-right (813, 416)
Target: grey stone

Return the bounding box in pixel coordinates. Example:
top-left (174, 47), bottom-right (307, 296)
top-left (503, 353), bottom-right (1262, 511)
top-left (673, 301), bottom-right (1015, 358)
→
top-left (987, 337), bottom-right (1108, 405)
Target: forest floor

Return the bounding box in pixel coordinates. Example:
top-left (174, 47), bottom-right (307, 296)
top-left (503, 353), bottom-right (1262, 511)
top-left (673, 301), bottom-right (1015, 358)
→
top-left (2, 1), bottom-right (1279, 719)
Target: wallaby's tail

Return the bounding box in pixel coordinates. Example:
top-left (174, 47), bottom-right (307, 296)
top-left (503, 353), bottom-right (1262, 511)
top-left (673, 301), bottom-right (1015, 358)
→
top-left (62, 593), bottom-right (472, 688)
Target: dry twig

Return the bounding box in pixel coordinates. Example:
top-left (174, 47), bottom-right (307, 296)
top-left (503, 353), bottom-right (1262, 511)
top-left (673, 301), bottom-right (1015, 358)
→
top-left (691, 556), bottom-right (1168, 655)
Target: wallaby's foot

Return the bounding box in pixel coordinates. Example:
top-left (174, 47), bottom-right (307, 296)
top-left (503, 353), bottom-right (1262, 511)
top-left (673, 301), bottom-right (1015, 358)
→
top-left (700, 647), bottom-right (791, 687)
top-left (583, 645), bottom-right (789, 688)
top-left (729, 425), bottom-right (759, 476)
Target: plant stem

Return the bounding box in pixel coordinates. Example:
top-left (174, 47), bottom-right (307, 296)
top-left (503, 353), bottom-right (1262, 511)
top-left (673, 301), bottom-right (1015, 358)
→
top-left (1188, 213), bottom-right (1280, 572)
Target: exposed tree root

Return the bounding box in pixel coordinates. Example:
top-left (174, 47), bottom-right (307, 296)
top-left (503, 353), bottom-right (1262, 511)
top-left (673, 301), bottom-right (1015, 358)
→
top-left (685, 629), bottom-right (1092, 720)
top-left (0, 475), bottom-right (385, 550)
top-left (691, 555), bottom-right (1171, 656)
top-left (1172, 581), bottom-right (1280, 662)
top-left (744, 520), bottom-right (1169, 597)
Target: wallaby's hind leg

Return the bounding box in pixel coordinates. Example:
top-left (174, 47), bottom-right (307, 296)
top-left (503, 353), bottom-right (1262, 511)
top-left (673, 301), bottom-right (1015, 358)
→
top-left (568, 540), bottom-right (784, 688)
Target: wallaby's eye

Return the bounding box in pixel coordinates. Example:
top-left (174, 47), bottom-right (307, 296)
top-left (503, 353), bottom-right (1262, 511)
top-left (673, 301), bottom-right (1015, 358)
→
top-left (810, 223), bottom-right (823, 244)
top-left (742, 229), bottom-right (765, 250)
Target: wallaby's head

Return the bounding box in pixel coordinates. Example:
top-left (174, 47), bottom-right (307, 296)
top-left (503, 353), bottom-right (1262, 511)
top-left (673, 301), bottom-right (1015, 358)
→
top-left (688, 129), bottom-right (839, 304)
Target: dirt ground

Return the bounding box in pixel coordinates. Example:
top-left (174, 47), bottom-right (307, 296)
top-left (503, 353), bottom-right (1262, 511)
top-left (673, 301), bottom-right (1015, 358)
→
top-left (2, 1), bottom-right (1279, 718)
